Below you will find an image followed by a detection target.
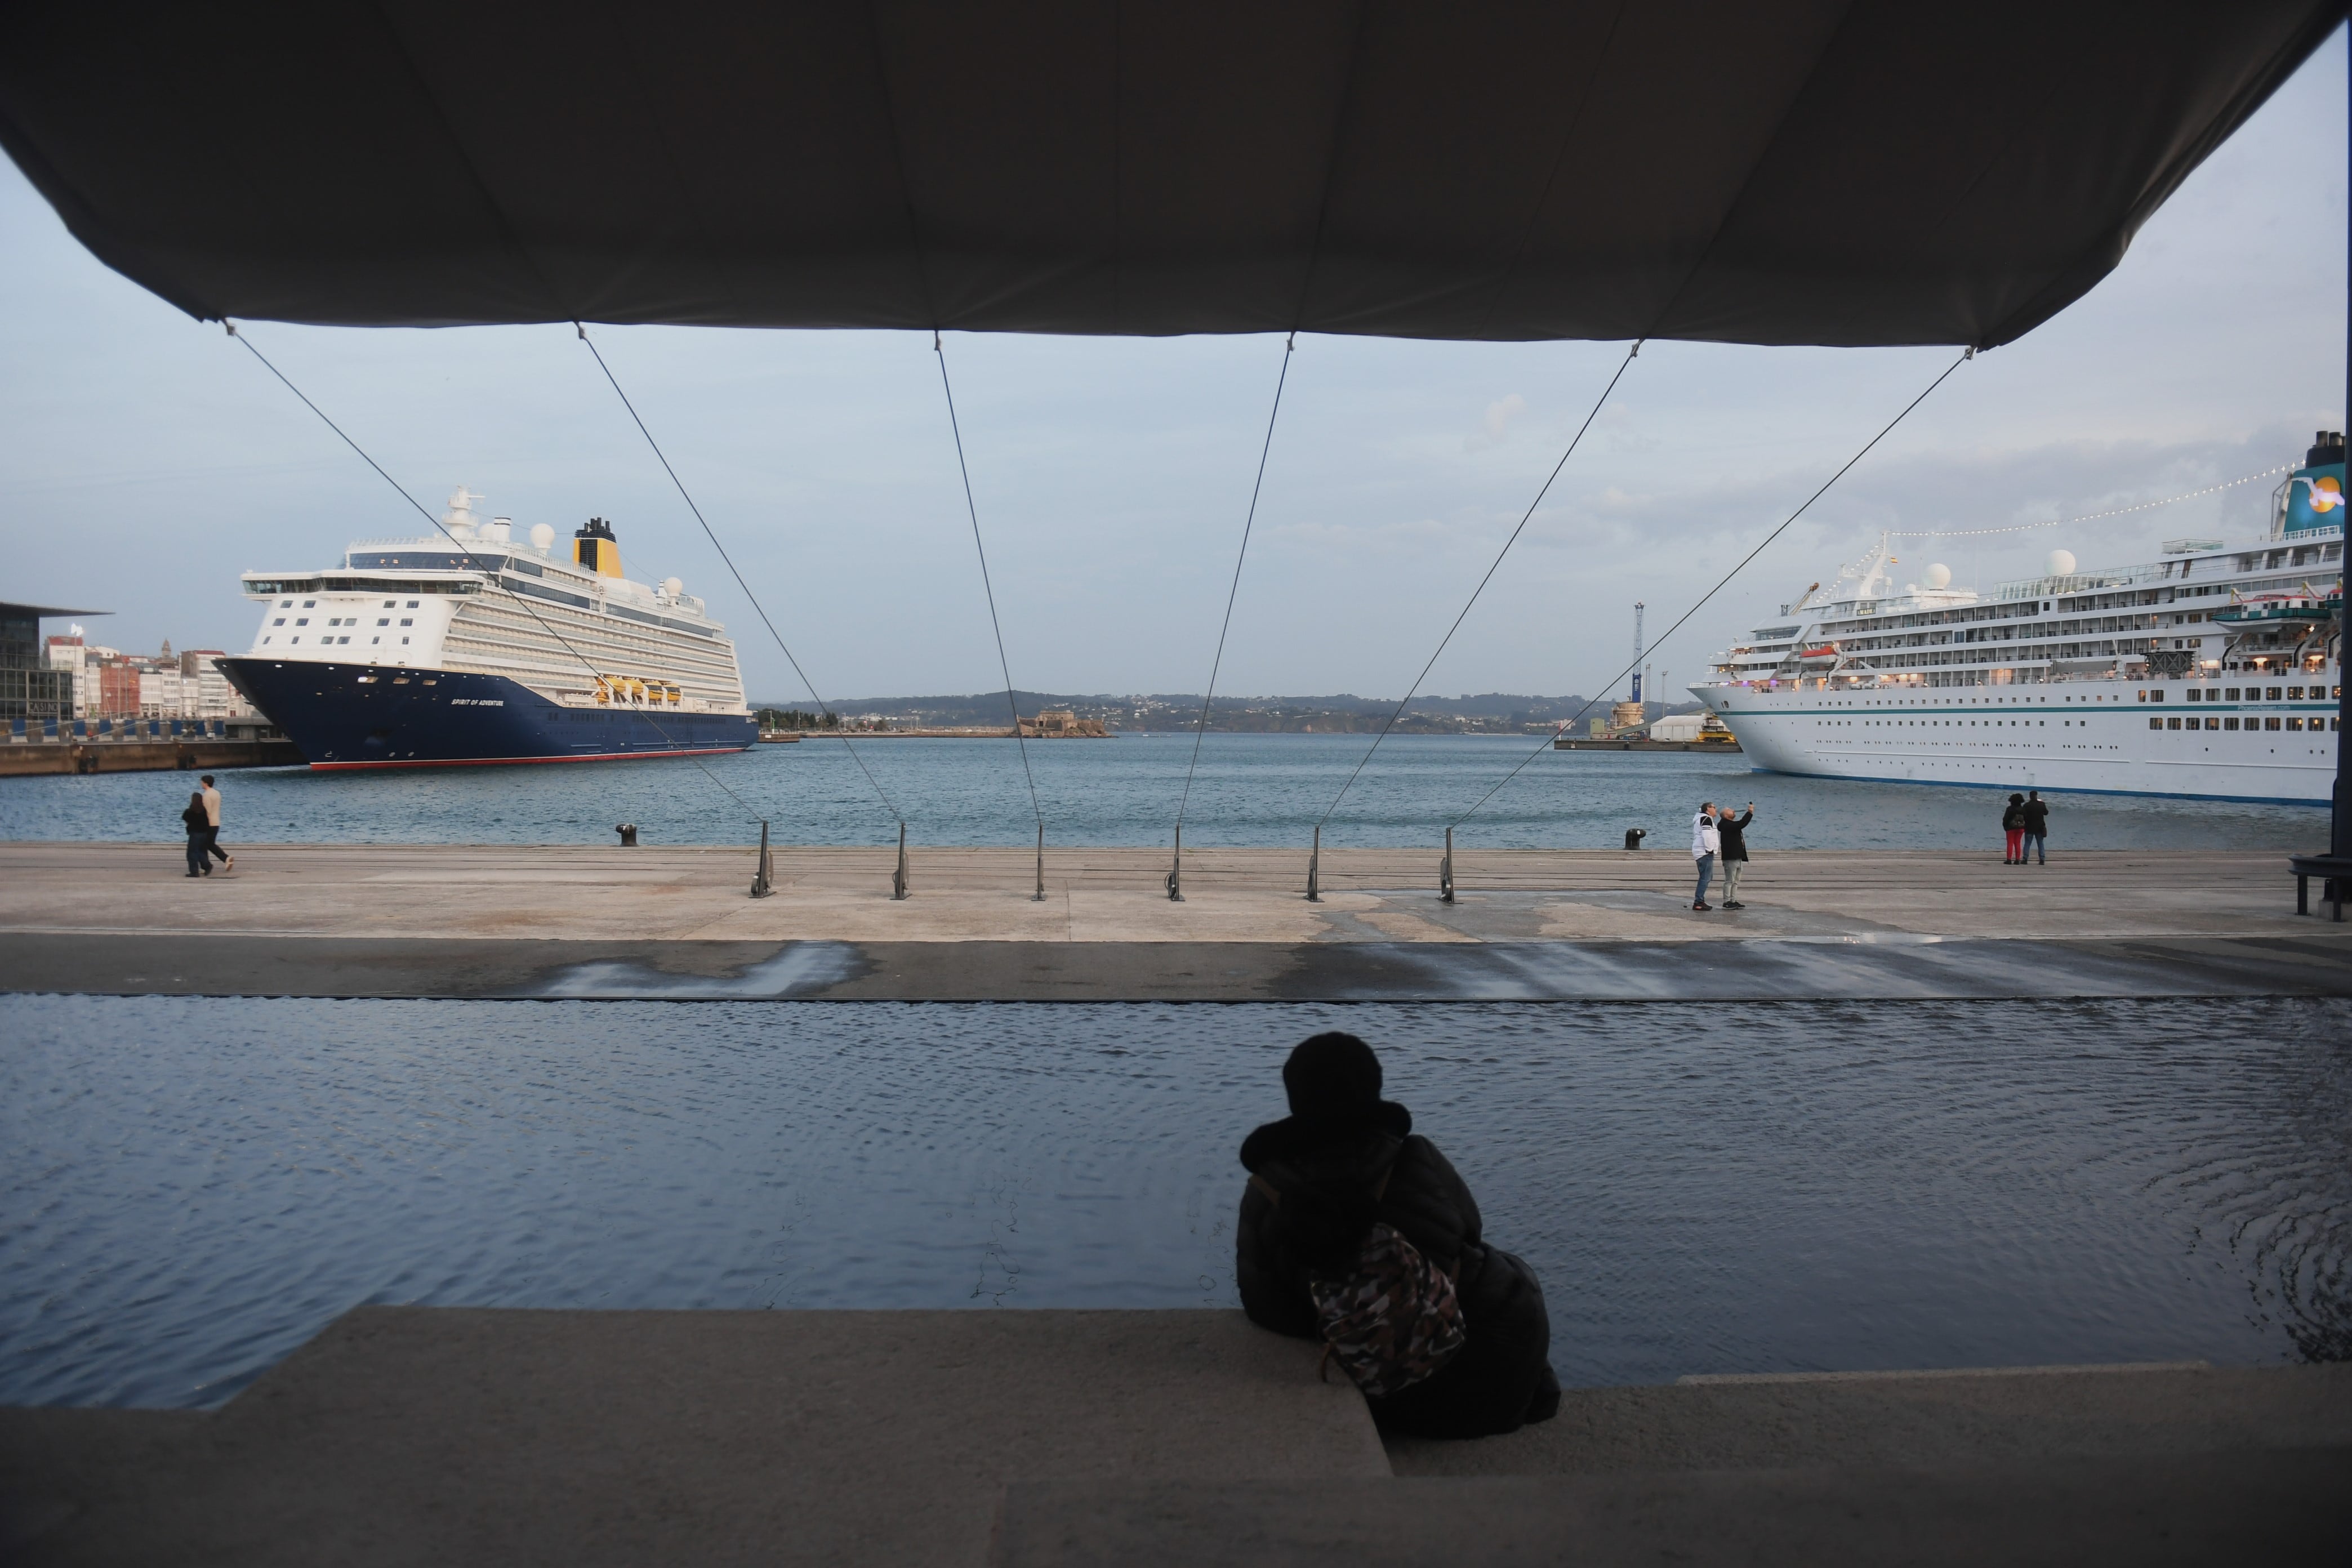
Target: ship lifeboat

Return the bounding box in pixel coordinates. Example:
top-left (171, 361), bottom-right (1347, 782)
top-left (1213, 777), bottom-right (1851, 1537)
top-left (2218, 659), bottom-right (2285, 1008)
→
top-left (2213, 588), bottom-right (2338, 625)
top-left (1794, 643), bottom-right (1841, 665)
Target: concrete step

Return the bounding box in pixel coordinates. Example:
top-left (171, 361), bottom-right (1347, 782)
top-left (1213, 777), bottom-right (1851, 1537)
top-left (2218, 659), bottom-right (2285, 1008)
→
top-left (6, 931), bottom-right (2350, 1001)
top-left (10, 1314), bottom-right (2345, 1566)
top-left (990, 1450), bottom-right (2352, 1567)
top-left (1, 1308), bottom-right (1384, 1567)
top-left (1387, 1362), bottom-right (2352, 1475)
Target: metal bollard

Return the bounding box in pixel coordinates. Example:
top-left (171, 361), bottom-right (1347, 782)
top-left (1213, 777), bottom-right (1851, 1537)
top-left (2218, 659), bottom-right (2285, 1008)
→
top-left (1624, 827), bottom-right (1648, 850)
top-left (1166, 823), bottom-right (1184, 902)
top-left (750, 820), bottom-right (775, 898)
top-left (892, 822), bottom-right (910, 900)
top-left (1439, 826), bottom-right (1455, 903)
top-left (616, 823), bottom-right (639, 847)
top-left (1304, 824), bottom-right (1321, 902)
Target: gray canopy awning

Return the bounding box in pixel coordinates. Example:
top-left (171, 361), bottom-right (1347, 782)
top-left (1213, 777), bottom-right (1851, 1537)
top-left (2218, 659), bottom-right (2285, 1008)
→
top-left (0, 2), bottom-right (2338, 346)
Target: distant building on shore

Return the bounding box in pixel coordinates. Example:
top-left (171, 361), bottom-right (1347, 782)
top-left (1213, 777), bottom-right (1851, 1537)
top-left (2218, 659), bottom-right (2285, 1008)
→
top-left (1648, 710), bottom-right (1737, 744)
top-left (34, 622), bottom-right (252, 721)
top-left (3, 604), bottom-right (88, 722)
top-left (1019, 709), bottom-right (1107, 738)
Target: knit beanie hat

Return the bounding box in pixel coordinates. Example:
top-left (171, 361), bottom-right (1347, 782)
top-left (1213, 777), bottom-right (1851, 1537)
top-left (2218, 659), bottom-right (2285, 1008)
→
top-left (1282, 1031), bottom-right (1383, 1123)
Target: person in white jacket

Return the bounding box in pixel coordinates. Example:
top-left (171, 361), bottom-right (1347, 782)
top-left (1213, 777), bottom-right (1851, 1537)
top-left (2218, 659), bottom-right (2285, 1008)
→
top-left (1690, 804), bottom-right (1721, 911)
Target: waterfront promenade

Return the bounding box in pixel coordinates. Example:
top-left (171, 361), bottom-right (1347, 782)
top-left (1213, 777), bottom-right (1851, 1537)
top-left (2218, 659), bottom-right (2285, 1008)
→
top-left (7, 842), bottom-right (2349, 1562)
top-left (2, 841), bottom-right (2345, 1000)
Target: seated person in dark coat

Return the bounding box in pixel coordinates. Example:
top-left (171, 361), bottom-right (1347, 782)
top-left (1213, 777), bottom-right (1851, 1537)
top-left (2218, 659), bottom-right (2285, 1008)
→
top-left (1236, 1031), bottom-right (1561, 1437)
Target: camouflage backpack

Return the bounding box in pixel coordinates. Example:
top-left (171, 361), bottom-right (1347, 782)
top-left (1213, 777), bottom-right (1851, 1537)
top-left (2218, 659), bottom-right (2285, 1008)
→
top-left (1307, 1221), bottom-right (1467, 1398)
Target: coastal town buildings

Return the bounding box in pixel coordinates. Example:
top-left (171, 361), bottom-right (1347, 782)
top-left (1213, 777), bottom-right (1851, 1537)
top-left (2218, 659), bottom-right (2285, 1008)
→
top-left (40, 630), bottom-right (252, 720)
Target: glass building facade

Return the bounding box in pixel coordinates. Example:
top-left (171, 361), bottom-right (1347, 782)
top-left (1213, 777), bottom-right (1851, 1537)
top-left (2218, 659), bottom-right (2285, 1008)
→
top-left (1, 603), bottom-right (96, 721)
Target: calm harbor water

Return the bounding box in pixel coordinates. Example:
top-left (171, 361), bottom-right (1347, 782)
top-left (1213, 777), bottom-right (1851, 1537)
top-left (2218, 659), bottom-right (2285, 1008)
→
top-left (0, 733), bottom-right (2327, 849)
top-left (4, 995), bottom-right (2345, 1408)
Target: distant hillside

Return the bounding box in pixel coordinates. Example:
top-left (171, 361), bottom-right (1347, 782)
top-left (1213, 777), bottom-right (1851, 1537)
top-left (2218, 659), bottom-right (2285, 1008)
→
top-left (754, 689), bottom-right (1707, 734)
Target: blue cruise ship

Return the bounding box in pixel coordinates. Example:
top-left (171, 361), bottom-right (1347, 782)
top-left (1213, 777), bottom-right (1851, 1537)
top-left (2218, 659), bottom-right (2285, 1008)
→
top-left (218, 491), bottom-right (758, 769)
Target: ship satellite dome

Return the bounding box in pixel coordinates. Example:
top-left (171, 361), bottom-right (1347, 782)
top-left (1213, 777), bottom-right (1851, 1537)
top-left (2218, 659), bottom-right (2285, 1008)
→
top-left (528, 523), bottom-right (556, 554)
top-left (662, 576), bottom-right (684, 599)
top-left (2046, 549), bottom-right (2077, 576)
top-left (1923, 562), bottom-right (1951, 589)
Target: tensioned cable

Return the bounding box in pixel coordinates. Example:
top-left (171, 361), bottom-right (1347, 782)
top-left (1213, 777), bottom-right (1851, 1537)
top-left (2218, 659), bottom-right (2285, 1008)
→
top-left (1315, 338), bottom-right (1643, 829)
top-left (1176, 333), bottom-right (1297, 830)
top-left (1890, 463), bottom-right (2294, 538)
top-left (576, 325), bottom-right (905, 825)
top-left (1449, 346), bottom-right (1975, 832)
top-left (932, 331), bottom-right (1044, 829)
top-left (228, 323), bottom-right (763, 821)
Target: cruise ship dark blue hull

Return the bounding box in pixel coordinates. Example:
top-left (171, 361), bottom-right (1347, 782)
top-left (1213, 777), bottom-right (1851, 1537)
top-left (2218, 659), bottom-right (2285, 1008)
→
top-left (219, 659), bottom-right (758, 769)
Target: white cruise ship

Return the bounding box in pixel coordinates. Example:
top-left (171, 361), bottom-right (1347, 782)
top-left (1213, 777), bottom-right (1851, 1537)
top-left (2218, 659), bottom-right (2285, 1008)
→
top-left (1695, 436), bottom-right (2345, 805)
top-left (217, 490), bottom-right (758, 768)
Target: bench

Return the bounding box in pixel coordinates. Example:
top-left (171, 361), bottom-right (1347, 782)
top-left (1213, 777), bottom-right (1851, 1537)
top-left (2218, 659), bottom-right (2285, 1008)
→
top-left (2288, 853), bottom-right (2352, 922)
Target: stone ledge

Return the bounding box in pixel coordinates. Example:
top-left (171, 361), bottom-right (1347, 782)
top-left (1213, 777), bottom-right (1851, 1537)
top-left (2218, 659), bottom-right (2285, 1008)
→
top-left (990, 1451), bottom-right (2352, 1567)
top-left (1, 1308), bottom-right (1383, 1568)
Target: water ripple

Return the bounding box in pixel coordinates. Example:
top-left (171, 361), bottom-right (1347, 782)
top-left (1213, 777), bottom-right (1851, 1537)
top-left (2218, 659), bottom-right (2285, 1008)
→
top-left (0, 995), bottom-right (2344, 1406)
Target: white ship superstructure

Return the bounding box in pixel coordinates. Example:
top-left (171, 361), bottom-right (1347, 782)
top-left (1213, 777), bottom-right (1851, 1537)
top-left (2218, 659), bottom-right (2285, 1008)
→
top-left (1695, 439), bottom-right (2345, 804)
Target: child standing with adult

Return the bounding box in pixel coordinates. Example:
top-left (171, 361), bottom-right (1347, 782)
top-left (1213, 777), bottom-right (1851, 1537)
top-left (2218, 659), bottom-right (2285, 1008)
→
top-left (2002, 793), bottom-right (2028, 864)
top-left (180, 790), bottom-right (211, 877)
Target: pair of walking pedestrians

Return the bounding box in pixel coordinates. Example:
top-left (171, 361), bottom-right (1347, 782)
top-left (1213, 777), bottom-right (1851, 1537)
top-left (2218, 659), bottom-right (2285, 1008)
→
top-left (1690, 800), bottom-right (1753, 911)
top-left (180, 774), bottom-right (234, 877)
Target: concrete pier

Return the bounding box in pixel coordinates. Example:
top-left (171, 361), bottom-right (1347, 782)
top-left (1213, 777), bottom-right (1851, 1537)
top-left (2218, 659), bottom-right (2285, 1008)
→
top-left (2, 843), bottom-right (2346, 1000)
top-left (0, 738), bottom-right (303, 776)
top-left (2, 1311), bottom-right (2343, 1566)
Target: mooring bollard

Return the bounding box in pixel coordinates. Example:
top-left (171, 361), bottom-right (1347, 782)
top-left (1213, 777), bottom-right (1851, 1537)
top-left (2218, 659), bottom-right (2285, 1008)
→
top-left (1034, 823), bottom-right (1048, 902)
top-left (892, 822), bottom-right (910, 900)
top-left (616, 823), bottom-right (639, 847)
top-left (1624, 827), bottom-right (1647, 850)
top-left (1166, 823), bottom-right (1184, 902)
top-left (1304, 824), bottom-right (1321, 902)
top-left (750, 820), bottom-right (774, 898)
top-left (1439, 826), bottom-right (1455, 903)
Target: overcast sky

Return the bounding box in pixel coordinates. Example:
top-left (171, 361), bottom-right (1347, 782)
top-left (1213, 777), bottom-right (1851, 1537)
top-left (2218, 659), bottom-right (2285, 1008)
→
top-left (5, 30), bottom-right (2346, 706)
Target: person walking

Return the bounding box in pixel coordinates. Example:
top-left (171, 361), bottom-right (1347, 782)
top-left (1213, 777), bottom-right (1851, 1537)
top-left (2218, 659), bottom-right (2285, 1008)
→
top-left (2020, 790), bottom-right (2050, 866)
top-left (2001, 793), bottom-right (2027, 864)
top-left (180, 790), bottom-right (211, 877)
top-left (1236, 1031), bottom-right (1560, 1437)
top-left (1717, 801), bottom-right (1755, 908)
top-left (197, 773), bottom-right (233, 872)
top-left (1691, 802), bottom-right (1721, 911)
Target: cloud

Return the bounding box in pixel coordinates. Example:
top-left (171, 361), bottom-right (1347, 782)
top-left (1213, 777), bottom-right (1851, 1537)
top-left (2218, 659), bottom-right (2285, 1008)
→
top-left (1463, 392), bottom-right (1526, 451)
